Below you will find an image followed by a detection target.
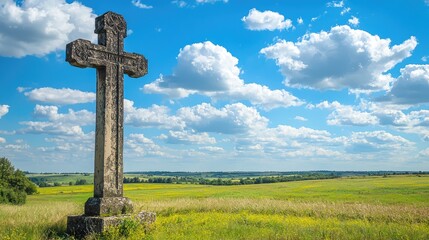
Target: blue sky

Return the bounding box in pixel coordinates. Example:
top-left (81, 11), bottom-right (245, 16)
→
top-left (1, 0), bottom-right (428, 172)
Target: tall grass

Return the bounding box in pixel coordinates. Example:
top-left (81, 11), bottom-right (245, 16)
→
top-left (0, 175), bottom-right (428, 239)
top-left (0, 202), bottom-right (80, 239)
top-left (135, 198), bottom-right (429, 224)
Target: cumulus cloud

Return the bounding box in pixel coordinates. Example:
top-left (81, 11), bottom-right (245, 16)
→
top-left (281, 147), bottom-right (341, 158)
top-left (242, 8), bottom-right (292, 31)
top-left (378, 64), bottom-right (429, 104)
top-left (316, 100), bottom-right (429, 141)
top-left (148, 41), bottom-right (242, 92)
top-left (297, 17), bottom-right (303, 24)
top-left (317, 101), bottom-right (378, 126)
top-left (124, 101), bottom-right (269, 135)
top-left (233, 123), bottom-right (344, 157)
top-left (0, 137), bottom-right (5, 143)
top-left (0, 0), bottom-right (96, 57)
top-left (125, 133), bottom-right (163, 156)
top-left (199, 146), bottom-right (224, 152)
top-left (131, 0), bottom-right (153, 9)
top-left (33, 105), bottom-right (94, 125)
top-left (345, 131), bottom-right (413, 153)
top-left (177, 103), bottom-right (268, 134)
top-left (144, 41), bottom-right (302, 109)
top-left (348, 16), bottom-right (359, 26)
top-left (0, 105), bottom-right (9, 119)
top-left (19, 104), bottom-right (94, 136)
top-left (260, 25), bottom-right (417, 92)
top-left (124, 100), bottom-right (184, 129)
top-left (159, 130), bottom-right (216, 145)
top-left (294, 116), bottom-right (307, 121)
top-left (19, 121), bottom-right (85, 136)
top-left (24, 87), bottom-right (96, 105)
top-left (273, 125), bottom-right (336, 143)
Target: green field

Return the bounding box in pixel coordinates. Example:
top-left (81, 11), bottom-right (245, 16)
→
top-left (0, 175), bottom-right (428, 239)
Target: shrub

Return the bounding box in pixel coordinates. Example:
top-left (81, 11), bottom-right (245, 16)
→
top-left (0, 157), bottom-right (37, 205)
top-left (75, 179), bottom-right (88, 185)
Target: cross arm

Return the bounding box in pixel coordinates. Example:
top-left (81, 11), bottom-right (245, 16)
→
top-left (66, 39), bottom-right (99, 68)
top-left (123, 52), bottom-right (148, 78)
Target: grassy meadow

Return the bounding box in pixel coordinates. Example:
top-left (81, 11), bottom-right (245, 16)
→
top-left (0, 175), bottom-right (428, 239)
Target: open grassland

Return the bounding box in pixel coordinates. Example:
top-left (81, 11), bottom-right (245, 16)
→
top-left (0, 175), bottom-right (428, 239)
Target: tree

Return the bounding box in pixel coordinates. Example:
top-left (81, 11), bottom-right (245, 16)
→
top-left (0, 157), bottom-right (37, 205)
top-left (75, 179), bottom-right (88, 185)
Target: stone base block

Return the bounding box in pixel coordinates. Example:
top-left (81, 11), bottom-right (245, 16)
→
top-left (85, 197), bottom-right (133, 216)
top-left (67, 211), bottom-right (156, 239)
top-left (67, 215), bottom-right (127, 239)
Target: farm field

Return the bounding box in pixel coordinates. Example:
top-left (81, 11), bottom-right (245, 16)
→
top-left (0, 175), bottom-right (428, 239)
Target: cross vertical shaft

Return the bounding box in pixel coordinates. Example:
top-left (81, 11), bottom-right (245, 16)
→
top-left (94, 64), bottom-right (125, 198)
top-left (93, 20), bottom-right (126, 198)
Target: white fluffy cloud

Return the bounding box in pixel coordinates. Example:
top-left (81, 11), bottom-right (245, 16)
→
top-left (0, 105), bottom-right (9, 119)
top-left (124, 100), bottom-right (184, 129)
top-left (19, 104), bottom-right (94, 136)
top-left (125, 134), bottom-right (163, 156)
top-left (199, 146), bottom-right (224, 152)
top-left (317, 101), bottom-right (378, 126)
top-left (20, 121), bottom-right (85, 136)
top-left (24, 87), bottom-right (96, 105)
top-left (144, 41), bottom-right (302, 109)
top-left (242, 8), bottom-right (292, 31)
top-left (124, 101), bottom-right (269, 134)
top-left (378, 64), bottom-right (429, 104)
top-left (131, 0), bottom-right (153, 9)
top-left (177, 103), bottom-right (268, 134)
top-left (0, 0), bottom-right (96, 57)
top-left (316, 100), bottom-right (429, 141)
top-left (233, 123), bottom-right (344, 157)
top-left (348, 16), bottom-right (359, 26)
top-left (159, 130), bottom-right (216, 145)
top-left (33, 105), bottom-right (94, 125)
top-left (294, 116), bottom-right (307, 121)
top-left (148, 41), bottom-right (242, 92)
top-left (0, 137), bottom-right (5, 143)
top-left (345, 131), bottom-right (413, 153)
top-left (260, 25), bottom-right (417, 92)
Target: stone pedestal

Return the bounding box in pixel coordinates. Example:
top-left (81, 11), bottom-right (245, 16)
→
top-left (67, 211), bottom-right (156, 239)
top-left (85, 197), bottom-right (133, 216)
top-left (67, 215), bottom-right (126, 239)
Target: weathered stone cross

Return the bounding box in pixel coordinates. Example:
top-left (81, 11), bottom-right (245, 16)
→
top-left (66, 12), bottom-right (147, 217)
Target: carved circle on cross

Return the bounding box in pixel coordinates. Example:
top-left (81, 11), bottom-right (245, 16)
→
top-left (75, 43), bottom-right (89, 62)
top-left (105, 14), bottom-right (126, 36)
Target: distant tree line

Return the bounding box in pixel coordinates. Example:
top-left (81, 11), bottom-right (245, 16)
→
top-left (127, 171), bottom-right (428, 179)
top-left (0, 157), bottom-right (37, 205)
top-left (123, 173), bottom-right (340, 186)
top-left (29, 178), bottom-right (89, 187)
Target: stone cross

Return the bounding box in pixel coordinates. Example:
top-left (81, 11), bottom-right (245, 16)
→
top-left (66, 12), bottom-right (147, 216)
